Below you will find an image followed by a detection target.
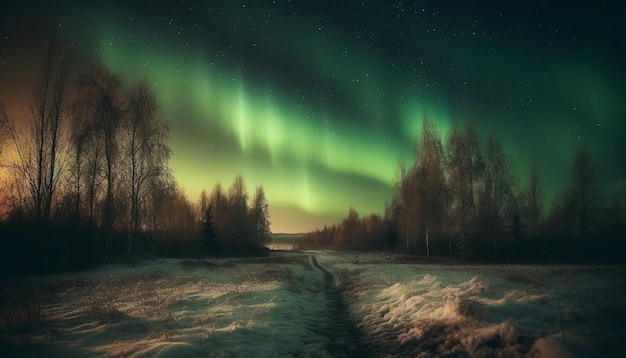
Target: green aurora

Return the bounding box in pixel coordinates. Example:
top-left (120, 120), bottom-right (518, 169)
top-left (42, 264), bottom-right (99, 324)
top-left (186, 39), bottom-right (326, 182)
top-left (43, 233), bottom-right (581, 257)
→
top-left (1, 1), bottom-right (625, 232)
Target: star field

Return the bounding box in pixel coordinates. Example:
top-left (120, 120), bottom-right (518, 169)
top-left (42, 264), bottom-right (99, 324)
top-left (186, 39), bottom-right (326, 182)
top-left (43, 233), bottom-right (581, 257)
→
top-left (1, 1), bottom-right (625, 232)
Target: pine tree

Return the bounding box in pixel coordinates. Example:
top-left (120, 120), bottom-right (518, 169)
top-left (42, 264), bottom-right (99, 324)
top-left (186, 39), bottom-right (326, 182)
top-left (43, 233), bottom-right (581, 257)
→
top-left (201, 205), bottom-right (217, 253)
top-left (251, 186), bottom-right (271, 247)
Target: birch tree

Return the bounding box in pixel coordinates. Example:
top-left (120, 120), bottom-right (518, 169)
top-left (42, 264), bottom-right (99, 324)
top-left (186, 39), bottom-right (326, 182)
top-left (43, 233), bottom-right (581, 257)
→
top-left (0, 37), bottom-right (71, 224)
top-left (73, 66), bottom-right (122, 254)
top-left (416, 116), bottom-right (447, 257)
top-left (122, 82), bottom-right (169, 258)
top-left (446, 122), bottom-right (484, 257)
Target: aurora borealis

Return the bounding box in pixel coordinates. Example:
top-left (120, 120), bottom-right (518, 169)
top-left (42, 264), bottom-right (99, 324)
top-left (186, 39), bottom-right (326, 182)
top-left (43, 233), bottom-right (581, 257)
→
top-left (1, 1), bottom-right (625, 233)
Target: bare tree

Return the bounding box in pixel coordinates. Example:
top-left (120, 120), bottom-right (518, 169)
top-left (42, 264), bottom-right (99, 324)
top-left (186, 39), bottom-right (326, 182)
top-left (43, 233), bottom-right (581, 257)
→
top-left (146, 169), bottom-right (176, 233)
top-left (0, 38), bottom-right (71, 224)
top-left (0, 104), bottom-right (11, 218)
top-left (392, 161), bottom-right (419, 254)
top-left (155, 187), bottom-right (196, 254)
top-left (522, 162), bottom-right (543, 239)
top-left (477, 135), bottom-right (517, 259)
top-left (416, 116), bottom-right (447, 257)
top-left (83, 132), bottom-right (105, 228)
top-left (68, 93), bottom-right (100, 225)
top-left (446, 122), bottom-right (484, 257)
top-left (121, 82), bottom-right (170, 259)
top-left (39, 39), bottom-right (72, 224)
top-left (73, 66), bottom-right (122, 253)
top-left (570, 148), bottom-right (600, 244)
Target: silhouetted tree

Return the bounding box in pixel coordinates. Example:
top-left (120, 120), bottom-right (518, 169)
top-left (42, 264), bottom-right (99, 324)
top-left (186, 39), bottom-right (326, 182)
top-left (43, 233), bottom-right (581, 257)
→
top-left (82, 132), bottom-right (104, 229)
top-left (198, 189), bottom-right (209, 221)
top-left (165, 189), bottom-right (197, 255)
top-left (68, 107), bottom-right (91, 224)
top-left (69, 89), bottom-right (104, 230)
top-left (477, 135), bottom-right (517, 260)
top-left (251, 186), bottom-right (271, 247)
top-left (201, 177), bottom-right (269, 253)
top-left (300, 209), bottom-right (390, 251)
top-left (336, 208), bottom-right (361, 249)
top-left (146, 171), bottom-right (176, 235)
top-left (392, 161), bottom-right (420, 254)
top-left (446, 122), bottom-right (484, 257)
top-left (521, 162), bottom-right (543, 240)
top-left (416, 116), bottom-right (447, 257)
top-left (569, 148), bottom-right (600, 249)
top-left (201, 204), bottom-right (217, 252)
top-left (228, 175), bottom-right (250, 250)
top-left (122, 82), bottom-right (170, 259)
top-left (208, 183), bottom-right (228, 249)
top-left (0, 37), bottom-right (71, 224)
top-left (0, 105), bottom-right (12, 219)
top-left (37, 38), bottom-right (72, 225)
top-left (605, 197), bottom-right (624, 235)
top-left (361, 213), bottom-right (389, 250)
top-left (73, 66), bottom-right (123, 255)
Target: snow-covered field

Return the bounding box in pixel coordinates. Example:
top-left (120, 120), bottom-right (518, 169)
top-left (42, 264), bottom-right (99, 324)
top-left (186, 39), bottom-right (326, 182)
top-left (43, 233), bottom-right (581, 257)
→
top-left (317, 252), bottom-right (626, 357)
top-left (1, 251), bottom-right (625, 357)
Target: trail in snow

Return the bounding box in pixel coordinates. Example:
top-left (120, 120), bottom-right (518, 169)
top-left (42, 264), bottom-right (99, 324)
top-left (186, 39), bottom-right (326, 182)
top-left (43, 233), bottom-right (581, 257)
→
top-left (310, 255), bottom-right (368, 358)
top-left (2, 252), bottom-right (624, 357)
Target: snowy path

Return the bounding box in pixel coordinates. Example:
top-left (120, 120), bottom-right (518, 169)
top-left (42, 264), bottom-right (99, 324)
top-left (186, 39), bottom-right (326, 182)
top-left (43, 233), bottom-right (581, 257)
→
top-left (1, 252), bottom-right (625, 357)
top-left (309, 255), bottom-right (367, 357)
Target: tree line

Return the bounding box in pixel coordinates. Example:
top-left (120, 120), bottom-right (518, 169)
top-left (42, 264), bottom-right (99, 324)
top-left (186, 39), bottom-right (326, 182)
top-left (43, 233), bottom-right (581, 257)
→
top-left (301, 117), bottom-right (625, 262)
top-left (0, 39), bottom-right (269, 276)
top-left (199, 176), bottom-right (271, 254)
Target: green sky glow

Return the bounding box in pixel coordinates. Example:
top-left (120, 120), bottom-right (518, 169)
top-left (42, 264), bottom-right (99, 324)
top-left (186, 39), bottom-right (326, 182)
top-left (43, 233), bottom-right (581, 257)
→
top-left (1, 1), bottom-right (625, 232)
top-left (97, 36), bottom-right (400, 230)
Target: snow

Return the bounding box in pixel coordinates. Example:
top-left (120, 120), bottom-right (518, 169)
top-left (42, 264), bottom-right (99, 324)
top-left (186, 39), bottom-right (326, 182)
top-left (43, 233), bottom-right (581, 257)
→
top-left (1, 254), bottom-right (331, 357)
top-left (1, 251), bottom-right (625, 357)
top-left (316, 252), bottom-right (626, 357)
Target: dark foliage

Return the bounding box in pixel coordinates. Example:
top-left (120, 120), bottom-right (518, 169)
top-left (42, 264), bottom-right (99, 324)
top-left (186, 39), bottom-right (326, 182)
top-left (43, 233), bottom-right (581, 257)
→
top-left (302, 118), bottom-right (626, 263)
top-left (300, 209), bottom-right (395, 251)
top-left (201, 205), bottom-right (217, 252)
top-left (199, 176), bottom-right (271, 255)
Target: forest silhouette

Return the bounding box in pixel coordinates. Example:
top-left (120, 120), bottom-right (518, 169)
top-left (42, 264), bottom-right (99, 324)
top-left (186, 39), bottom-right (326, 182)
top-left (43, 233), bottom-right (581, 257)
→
top-left (1, 40), bottom-right (625, 278)
top-left (0, 42), bottom-right (270, 276)
top-left (301, 117), bottom-right (625, 263)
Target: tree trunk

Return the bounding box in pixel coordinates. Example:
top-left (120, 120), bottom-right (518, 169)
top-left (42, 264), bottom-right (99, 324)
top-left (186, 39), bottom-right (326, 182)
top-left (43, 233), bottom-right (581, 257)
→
top-left (425, 222), bottom-right (430, 257)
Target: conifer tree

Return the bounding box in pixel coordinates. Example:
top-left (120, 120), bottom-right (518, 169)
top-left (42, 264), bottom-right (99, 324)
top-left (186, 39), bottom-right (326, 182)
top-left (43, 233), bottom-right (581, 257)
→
top-left (201, 205), bottom-right (217, 253)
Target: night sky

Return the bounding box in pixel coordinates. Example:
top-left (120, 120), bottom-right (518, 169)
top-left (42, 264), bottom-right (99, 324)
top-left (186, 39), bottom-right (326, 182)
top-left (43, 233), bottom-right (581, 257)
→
top-left (1, 1), bottom-right (625, 233)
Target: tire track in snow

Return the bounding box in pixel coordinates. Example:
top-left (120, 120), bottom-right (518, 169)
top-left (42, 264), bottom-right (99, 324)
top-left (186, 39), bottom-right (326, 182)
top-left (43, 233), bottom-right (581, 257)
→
top-left (310, 255), bottom-right (367, 358)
